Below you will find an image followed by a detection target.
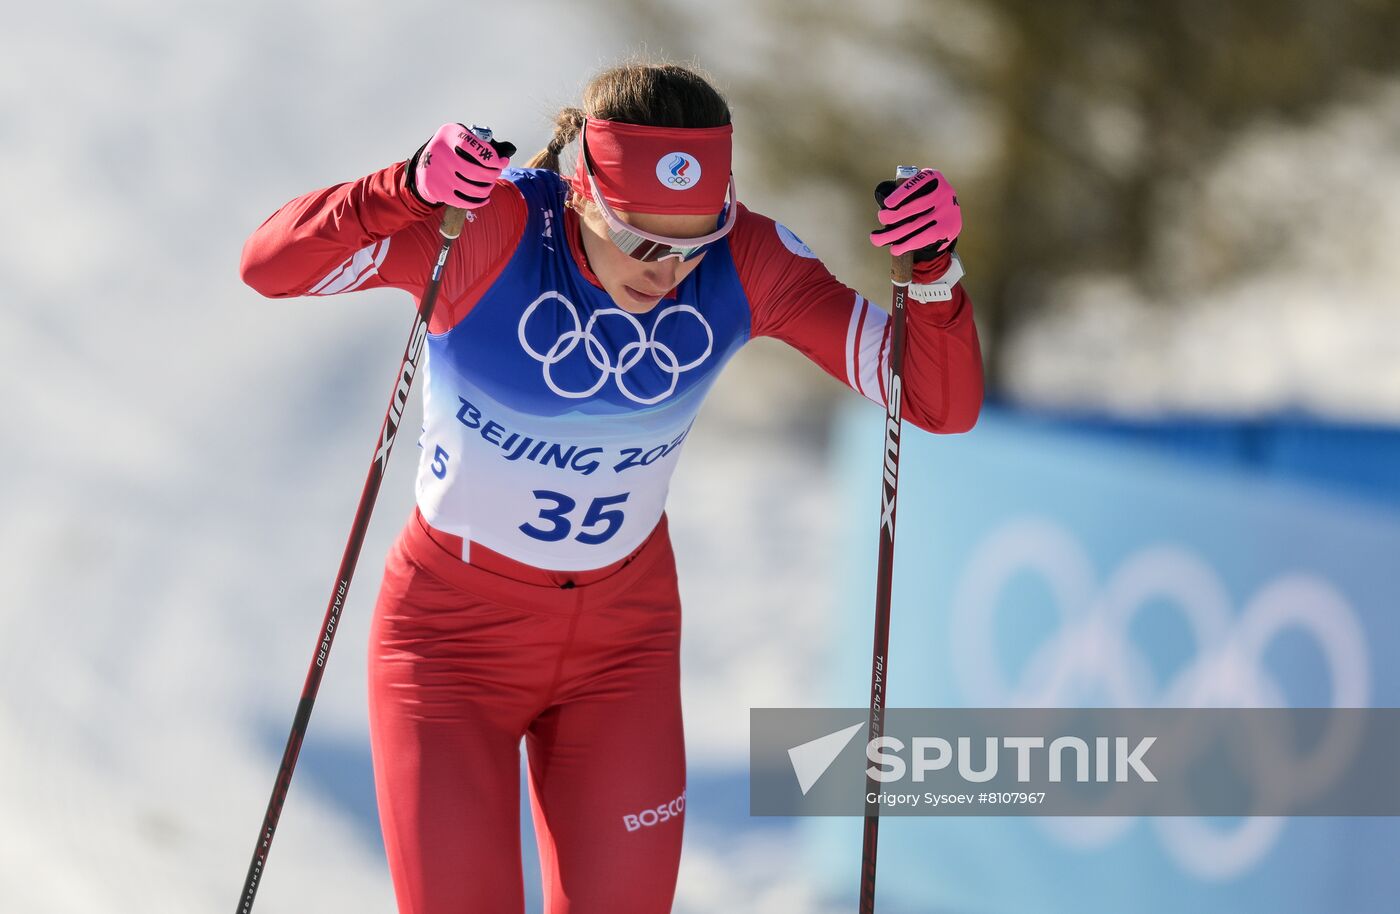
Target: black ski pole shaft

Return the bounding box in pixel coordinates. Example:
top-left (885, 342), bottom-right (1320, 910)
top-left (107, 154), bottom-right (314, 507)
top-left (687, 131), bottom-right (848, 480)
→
top-left (234, 200), bottom-right (469, 914)
top-left (858, 165), bottom-right (919, 914)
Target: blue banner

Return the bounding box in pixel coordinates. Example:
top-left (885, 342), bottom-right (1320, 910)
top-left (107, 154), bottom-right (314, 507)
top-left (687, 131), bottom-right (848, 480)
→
top-left (799, 405), bottom-right (1400, 914)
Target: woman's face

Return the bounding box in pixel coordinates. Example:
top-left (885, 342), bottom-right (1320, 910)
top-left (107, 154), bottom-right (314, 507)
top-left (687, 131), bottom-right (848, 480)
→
top-left (577, 201), bottom-right (719, 314)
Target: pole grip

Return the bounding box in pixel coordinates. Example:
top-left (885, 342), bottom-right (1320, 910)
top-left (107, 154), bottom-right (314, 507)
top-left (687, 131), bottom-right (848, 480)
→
top-left (891, 250), bottom-right (914, 285)
top-left (440, 206), bottom-right (468, 239)
top-left (890, 164), bottom-right (919, 285)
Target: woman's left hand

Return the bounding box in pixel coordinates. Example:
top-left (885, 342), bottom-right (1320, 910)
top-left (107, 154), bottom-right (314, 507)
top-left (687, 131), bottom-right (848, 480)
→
top-left (869, 168), bottom-right (962, 259)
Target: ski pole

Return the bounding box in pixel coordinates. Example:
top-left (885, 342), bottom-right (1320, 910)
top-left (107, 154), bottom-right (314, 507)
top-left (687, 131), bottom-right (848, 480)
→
top-left (858, 164), bottom-right (919, 914)
top-left (234, 129), bottom-right (514, 914)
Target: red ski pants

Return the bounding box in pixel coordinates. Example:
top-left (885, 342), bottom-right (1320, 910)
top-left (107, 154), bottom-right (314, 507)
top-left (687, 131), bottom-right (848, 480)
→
top-left (368, 507), bottom-right (686, 914)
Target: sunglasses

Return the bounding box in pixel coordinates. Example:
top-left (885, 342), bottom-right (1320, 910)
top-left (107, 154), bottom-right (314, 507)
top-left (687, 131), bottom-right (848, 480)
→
top-left (581, 134), bottom-right (739, 263)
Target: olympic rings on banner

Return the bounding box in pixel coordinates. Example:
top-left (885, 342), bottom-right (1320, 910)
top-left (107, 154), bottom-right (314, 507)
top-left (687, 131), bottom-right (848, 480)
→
top-left (947, 516), bottom-right (1370, 879)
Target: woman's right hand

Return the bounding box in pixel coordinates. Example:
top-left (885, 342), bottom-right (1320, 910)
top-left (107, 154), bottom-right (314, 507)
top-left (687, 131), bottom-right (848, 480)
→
top-left (407, 123), bottom-right (515, 208)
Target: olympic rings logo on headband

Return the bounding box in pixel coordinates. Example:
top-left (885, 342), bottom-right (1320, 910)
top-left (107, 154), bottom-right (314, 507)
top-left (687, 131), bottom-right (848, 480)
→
top-left (518, 291), bottom-right (714, 405)
top-left (656, 152), bottom-right (701, 190)
top-left (947, 516), bottom-right (1370, 880)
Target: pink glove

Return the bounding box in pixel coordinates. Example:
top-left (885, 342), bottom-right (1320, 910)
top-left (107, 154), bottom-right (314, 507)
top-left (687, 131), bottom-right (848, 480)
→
top-left (870, 168), bottom-right (962, 258)
top-left (408, 123), bottom-right (513, 208)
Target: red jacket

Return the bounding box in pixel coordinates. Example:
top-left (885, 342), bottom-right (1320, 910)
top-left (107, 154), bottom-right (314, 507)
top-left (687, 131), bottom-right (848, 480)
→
top-left (240, 160), bottom-right (983, 434)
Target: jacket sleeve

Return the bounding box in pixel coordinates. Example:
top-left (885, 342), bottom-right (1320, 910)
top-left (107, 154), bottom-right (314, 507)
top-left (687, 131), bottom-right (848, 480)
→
top-left (732, 206), bottom-right (983, 435)
top-left (238, 160), bottom-right (526, 331)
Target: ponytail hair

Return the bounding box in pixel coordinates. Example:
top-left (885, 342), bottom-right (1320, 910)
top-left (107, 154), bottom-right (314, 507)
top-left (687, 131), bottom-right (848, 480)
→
top-left (526, 106), bottom-right (585, 171)
top-left (527, 61), bottom-right (731, 175)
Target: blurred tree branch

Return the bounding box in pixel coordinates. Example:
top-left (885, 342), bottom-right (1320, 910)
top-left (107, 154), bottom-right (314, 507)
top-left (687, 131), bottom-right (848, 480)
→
top-left (616, 0), bottom-right (1400, 389)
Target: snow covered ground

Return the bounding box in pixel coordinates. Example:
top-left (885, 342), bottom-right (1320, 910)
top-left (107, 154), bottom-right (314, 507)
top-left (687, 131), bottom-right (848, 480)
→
top-left (0, 2), bottom-right (853, 911)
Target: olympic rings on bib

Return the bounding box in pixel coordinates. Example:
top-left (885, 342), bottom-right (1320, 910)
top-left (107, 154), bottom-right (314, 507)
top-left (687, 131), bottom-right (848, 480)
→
top-left (518, 291), bottom-right (714, 405)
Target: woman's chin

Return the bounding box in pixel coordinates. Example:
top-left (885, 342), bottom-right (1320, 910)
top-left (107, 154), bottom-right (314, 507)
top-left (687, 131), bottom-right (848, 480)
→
top-left (613, 286), bottom-right (664, 313)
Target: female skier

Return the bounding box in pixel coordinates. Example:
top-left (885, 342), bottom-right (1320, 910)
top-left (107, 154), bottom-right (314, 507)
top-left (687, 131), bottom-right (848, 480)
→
top-left (240, 63), bottom-right (982, 914)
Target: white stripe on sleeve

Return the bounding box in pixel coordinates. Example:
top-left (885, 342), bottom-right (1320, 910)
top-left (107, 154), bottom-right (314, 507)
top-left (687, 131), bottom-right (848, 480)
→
top-left (844, 293), bottom-right (863, 393)
top-left (309, 239), bottom-right (391, 295)
top-left (845, 293), bottom-right (889, 408)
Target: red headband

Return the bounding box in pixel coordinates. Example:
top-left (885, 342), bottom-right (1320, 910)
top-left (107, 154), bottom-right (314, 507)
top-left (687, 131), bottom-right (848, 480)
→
top-left (572, 117), bottom-right (734, 215)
